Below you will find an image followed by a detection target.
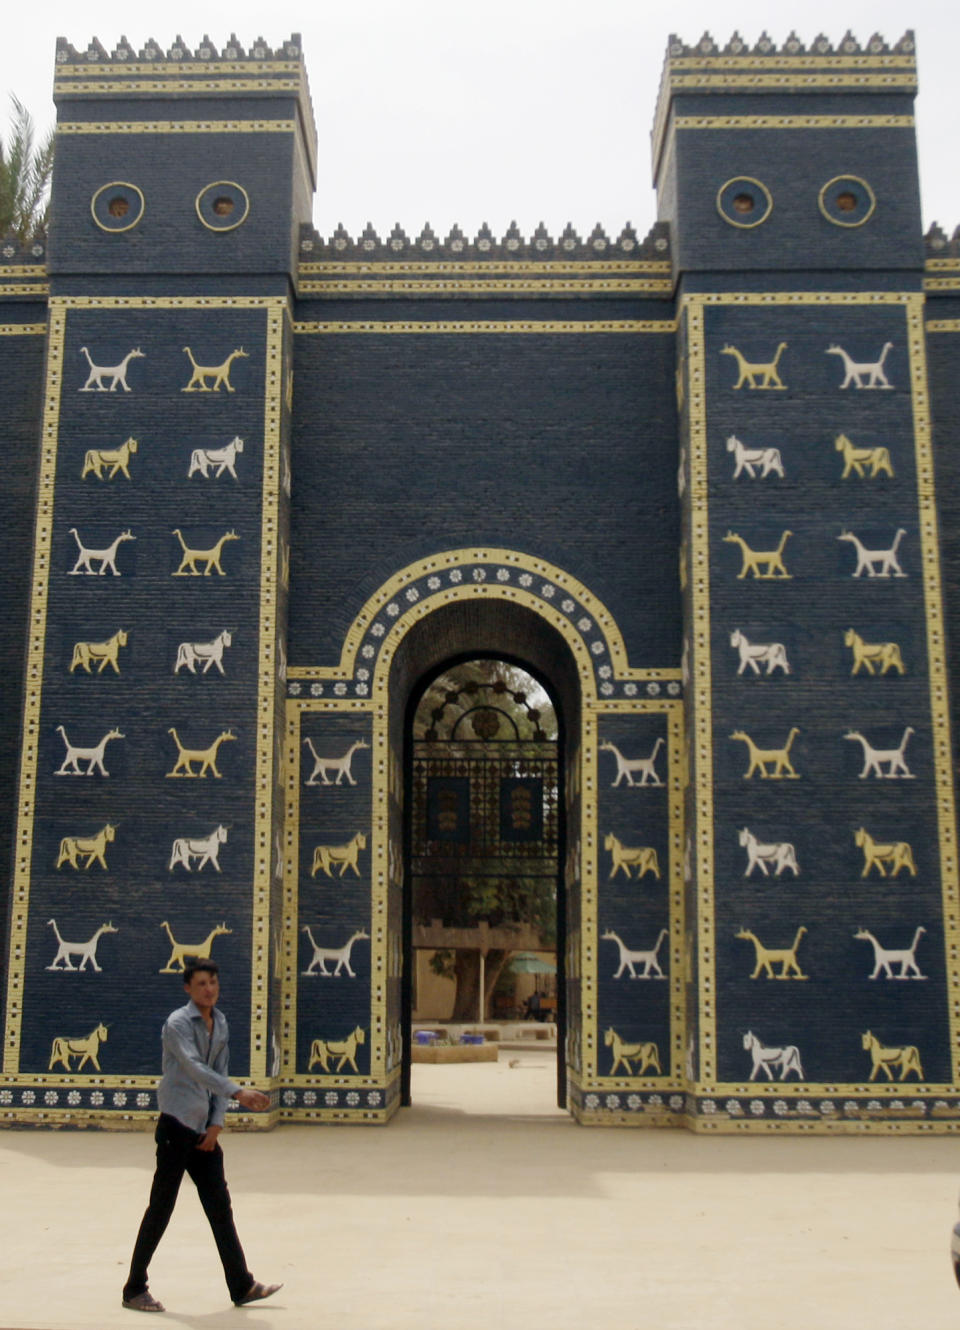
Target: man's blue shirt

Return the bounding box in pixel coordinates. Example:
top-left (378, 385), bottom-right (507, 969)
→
top-left (157, 1000), bottom-right (240, 1133)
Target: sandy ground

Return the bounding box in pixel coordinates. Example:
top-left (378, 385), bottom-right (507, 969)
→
top-left (3, 1048), bottom-right (960, 1330)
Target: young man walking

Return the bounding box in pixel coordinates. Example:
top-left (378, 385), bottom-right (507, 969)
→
top-left (122, 960), bottom-right (281, 1313)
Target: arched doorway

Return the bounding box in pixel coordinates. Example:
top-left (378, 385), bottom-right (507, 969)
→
top-left (387, 600), bottom-right (582, 1114)
top-left (283, 547), bottom-right (681, 1126)
top-left (404, 656), bottom-right (564, 1109)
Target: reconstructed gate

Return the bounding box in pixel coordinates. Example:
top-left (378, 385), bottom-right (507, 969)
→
top-left (4, 29), bottom-right (960, 1132)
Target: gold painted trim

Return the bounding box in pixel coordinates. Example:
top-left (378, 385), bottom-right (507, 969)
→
top-left (818, 174), bottom-right (876, 228)
top-left (298, 260), bottom-right (672, 276)
top-left (195, 181), bottom-right (250, 233)
top-left (297, 279), bottom-right (673, 296)
top-left (0, 283), bottom-right (49, 296)
top-left (2, 301), bottom-right (64, 1073)
top-left (667, 54), bottom-right (915, 71)
top-left (684, 292), bottom-right (911, 308)
top-left (286, 547), bottom-right (673, 689)
top-left (925, 259), bottom-right (960, 272)
top-left (90, 180), bottom-right (145, 233)
top-left (924, 280), bottom-right (960, 294)
top-left (55, 59), bottom-right (303, 77)
top-left (676, 114), bottom-right (914, 130)
top-left (0, 323), bottom-right (46, 335)
top-left (684, 299), bottom-right (716, 1086)
top-left (670, 72), bottom-right (917, 91)
top-left (926, 320), bottom-right (960, 332)
top-left (716, 176), bottom-right (773, 230)
top-left (0, 265), bottom-right (46, 277)
top-left (49, 295), bottom-right (279, 310)
top-left (60, 120), bottom-right (296, 135)
top-left (905, 291), bottom-right (960, 1082)
top-left (293, 320), bottom-right (677, 336)
top-left (54, 78), bottom-right (302, 96)
top-left (278, 1105), bottom-right (398, 1124)
top-left (249, 301), bottom-right (287, 1080)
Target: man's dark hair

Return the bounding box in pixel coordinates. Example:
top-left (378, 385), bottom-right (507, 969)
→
top-left (183, 959), bottom-right (220, 984)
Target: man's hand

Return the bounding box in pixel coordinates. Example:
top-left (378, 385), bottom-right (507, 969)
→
top-left (196, 1125), bottom-right (221, 1151)
top-left (235, 1087), bottom-right (270, 1112)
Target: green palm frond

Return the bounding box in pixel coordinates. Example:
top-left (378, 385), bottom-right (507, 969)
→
top-left (0, 95), bottom-right (55, 243)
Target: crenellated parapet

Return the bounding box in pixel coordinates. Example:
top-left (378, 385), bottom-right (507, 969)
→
top-left (925, 223), bottom-right (960, 260)
top-left (298, 219), bottom-right (668, 262)
top-left (0, 234), bottom-right (46, 263)
top-left (652, 30), bottom-right (923, 278)
top-left (296, 220), bottom-right (673, 298)
top-left (662, 28), bottom-right (915, 59)
top-left (653, 29), bottom-right (917, 185)
top-left (52, 33), bottom-right (317, 200)
top-left (55, 32), bottom-right (304, 65)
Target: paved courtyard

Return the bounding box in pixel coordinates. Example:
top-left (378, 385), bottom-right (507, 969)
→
top-left (3, 1049), bottom-right (960, 1330)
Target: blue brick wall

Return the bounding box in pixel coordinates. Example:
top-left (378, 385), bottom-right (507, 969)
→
top-left (289, 315), bottom-right (681, 672)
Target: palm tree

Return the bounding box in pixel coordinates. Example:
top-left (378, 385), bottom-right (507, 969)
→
top-left (0, 96), bottom-right (55, 245)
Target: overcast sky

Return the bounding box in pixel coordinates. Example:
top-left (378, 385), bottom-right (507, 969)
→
top-left (2, 0), bottom-right (957, 243)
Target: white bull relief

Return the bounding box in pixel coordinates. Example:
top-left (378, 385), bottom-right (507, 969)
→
top-left (187, 436), bottom-right (244, 479)
top-left (174, 629), bottom-right (233, 675)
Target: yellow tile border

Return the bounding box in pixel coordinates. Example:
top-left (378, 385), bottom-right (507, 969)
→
top-left (293, 320), bottom-right (677, 336)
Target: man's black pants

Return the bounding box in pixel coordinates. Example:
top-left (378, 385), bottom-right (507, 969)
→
top-left (124, 1113), bottom-right (253, 1303)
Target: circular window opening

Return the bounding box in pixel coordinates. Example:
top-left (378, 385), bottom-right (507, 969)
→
top-left (195, 181), bottom-right (250, 232)
top-left (716, 177), bottom-right (772, 229)
top-left (819, 175), bottom-right (876, 228)
top-left (90, 181), bottom-right (145, 233)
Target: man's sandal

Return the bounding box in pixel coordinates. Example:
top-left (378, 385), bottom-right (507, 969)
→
top-left (234, 1281), bottom-right (283, 1307)
top-left (122, 1291), bottom-right (166, 1313)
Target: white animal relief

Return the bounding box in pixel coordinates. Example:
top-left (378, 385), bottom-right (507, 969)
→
top-left (729, 629), bottom-right (790, 676)
top-left (46, 919), bottom-right (118, 971)
top-left (79, 346), bottom-right (144, 392)
top-left (743, 1031), bottom-right (804, 1081)
top-left (301, 927), bottom-right (369, 977)
top-left (738, 828), bottom-right (799, 877)
top-left (68, 528), bottom-right (135, 575)
top-left (188, 436), bottom-right (244, 479)
top-left (169, 825), bottom-right (229, 872)
top-left (601, 928), bottom-right (668, 979)
top-left (303, 738), bottom-right (369, 786)
top-left (726, 434), bottom-right (784, 479)
top-left (854, 927), bottom-right (926, 980)
top-left (174, 629), bottom-right (233, 675)
top-left (599, 738), bottom-right (664, 787)
top-left (825, 342), bottom-right (894, 389)
top-left (54, 726), bottom-right (124, 776)
top-left (844, 727), bottom-right (914, 779)
top-left (837, 529), bottom-right (906, 578)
